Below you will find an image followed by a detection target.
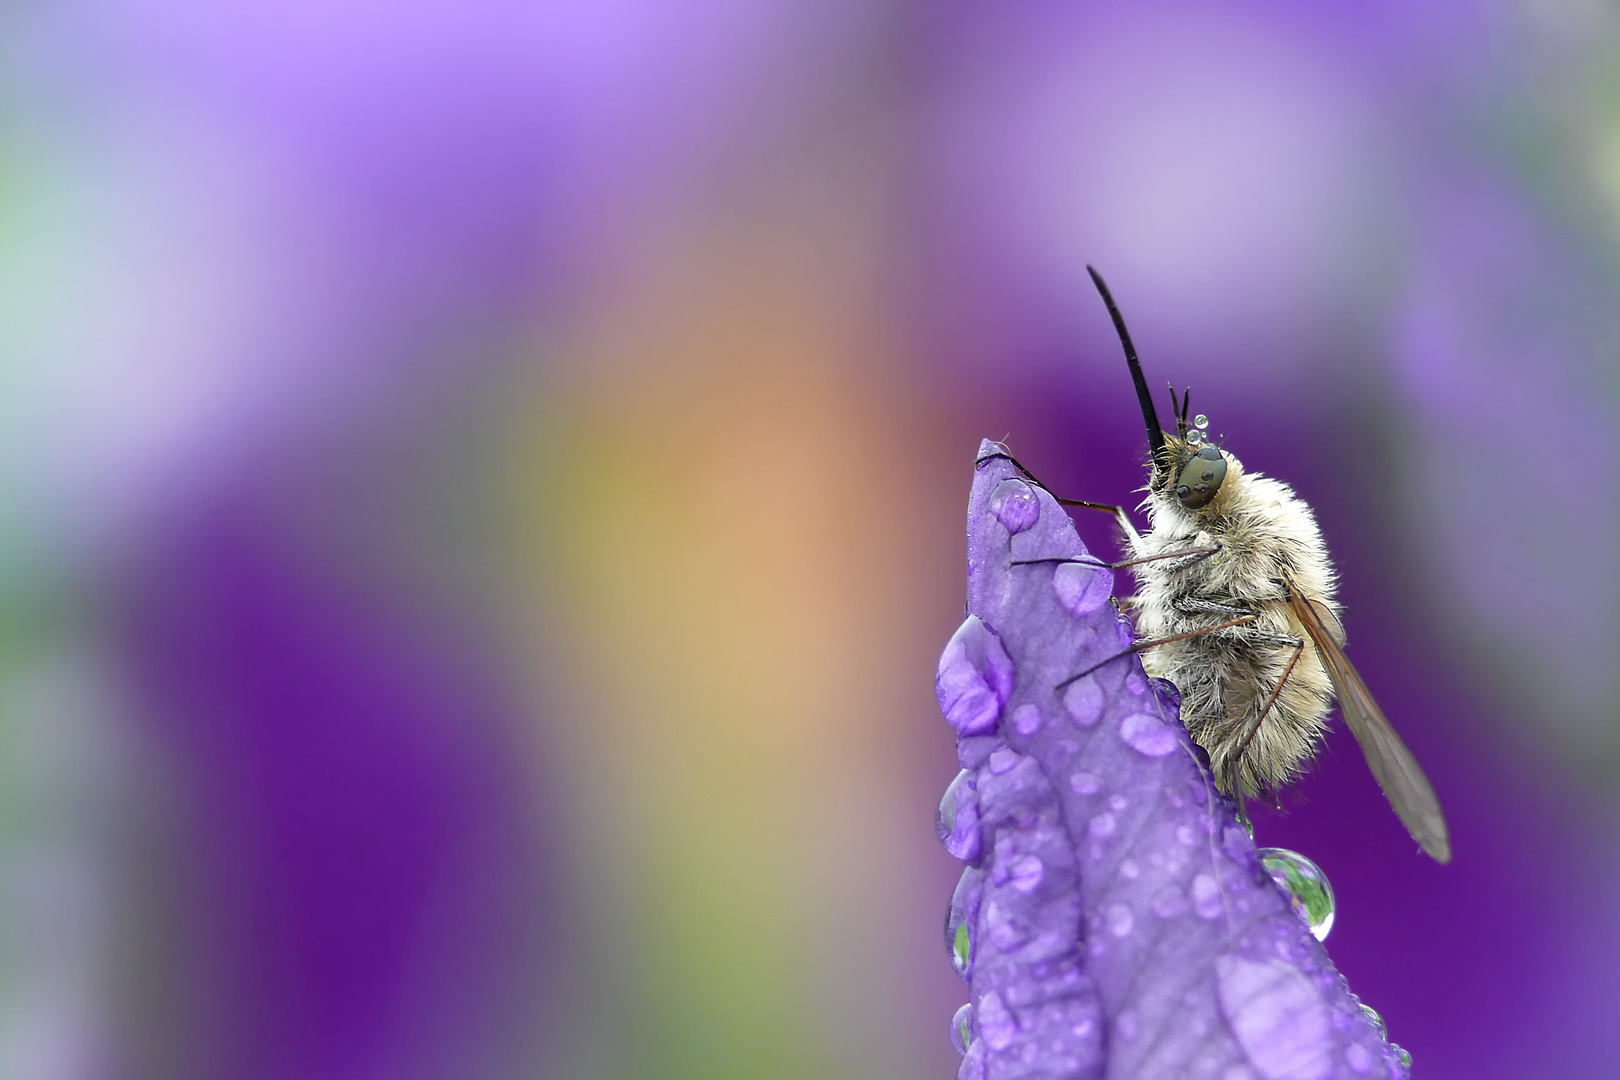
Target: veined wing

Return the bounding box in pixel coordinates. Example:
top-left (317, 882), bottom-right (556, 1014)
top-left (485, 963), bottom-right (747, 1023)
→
top-left (1288, 584), bottom-right (1451, 863)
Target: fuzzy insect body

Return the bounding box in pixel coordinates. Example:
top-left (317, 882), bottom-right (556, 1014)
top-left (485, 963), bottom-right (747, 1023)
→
top-left (1130, 436), bottom-right (1340, 798)
top-left (1073, 266), bottom-right (1450, 862)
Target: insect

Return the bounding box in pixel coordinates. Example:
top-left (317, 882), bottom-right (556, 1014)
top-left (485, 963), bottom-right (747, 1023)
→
top-left (993, 267), bottom-right (1450, 862)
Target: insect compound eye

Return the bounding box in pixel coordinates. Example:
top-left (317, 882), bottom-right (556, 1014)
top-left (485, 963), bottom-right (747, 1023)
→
top-left (1175, 446), bottom-right (1227, 510)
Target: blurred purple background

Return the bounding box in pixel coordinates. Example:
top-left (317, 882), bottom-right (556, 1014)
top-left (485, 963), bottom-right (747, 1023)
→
top-left (0, 1), bottom-right (1615, 1077)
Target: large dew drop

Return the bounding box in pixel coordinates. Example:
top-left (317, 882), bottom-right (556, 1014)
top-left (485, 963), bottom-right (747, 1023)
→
top-left (937, 770), bottom-right (983, 864)
top-left (1258, 847), bottom-right (1335, 942)
top-left (945, 867), bottom-right (983, 982)
top-left (1052, 561), bottom-right (1113, 617)
top-left (989, 478), bottom-right (1040, 534)
top-left (950, 1003), bottom-right (973, 1054)
top-left (936, 616), bottom-right (1015, 736)
top-left (1214, 955), bottom-right (1332, 1080)
top-left (1119, 711), bottom-right (1179, 756)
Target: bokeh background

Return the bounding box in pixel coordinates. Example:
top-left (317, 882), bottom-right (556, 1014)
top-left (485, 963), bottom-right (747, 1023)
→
top-left (0, 1), bottom-right (1615, 1077)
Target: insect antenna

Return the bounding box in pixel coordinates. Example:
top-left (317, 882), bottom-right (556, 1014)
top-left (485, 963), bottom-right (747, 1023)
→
top-left (1086, 265), bottom-right (1167, 470)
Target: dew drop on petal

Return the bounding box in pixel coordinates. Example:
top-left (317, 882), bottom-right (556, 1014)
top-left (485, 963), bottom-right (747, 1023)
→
top-left (977, 991), bottom-right (1016, 1051)
top-left (1359, 1002), bottom-right (1386, 1039)
top-left (1151, 676), bottom-right (1182, 713)
top-left (937, 770), bottom-right (983, 864)
top-left (1119, 712), bottom-right (1179, 756)
top-left (950, 1003), bottom-right (973, 1054)
top-left (936, 616), bottom-right (1016, 737)
top-left (1214, 955), bottom-right (1333, 1080)
top-left (989, 478), bottom-right (1041, 534)
top-left (1392, 1045), bottom-right (1412, 1073)
top-left (987, 747), bottom-right (1020, 775)
top-left (1008, 854), bottom-right (1044, 892)
top-left (1011, 703), bottom-right (1042, 736)
top-left (1063, 680), bottom-right (1105, 727)
top-left (945, 868), bottom-right (983, 981)
top-left (1258, 847), bottom-right (1336, 942)
top-left (1053, 561), bottom-right (1113, 617)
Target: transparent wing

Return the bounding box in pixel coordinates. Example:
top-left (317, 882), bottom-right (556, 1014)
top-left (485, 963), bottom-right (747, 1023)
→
top-left (1288, 586), bottom-right (1452, 863)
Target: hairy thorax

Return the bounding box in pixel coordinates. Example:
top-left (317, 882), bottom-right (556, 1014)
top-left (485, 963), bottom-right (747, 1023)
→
top-left (1127, 468), bottom-right (1341, 795)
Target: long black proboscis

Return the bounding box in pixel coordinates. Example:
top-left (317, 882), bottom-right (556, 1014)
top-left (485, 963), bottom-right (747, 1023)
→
top-left (1086, 265), bottom-right (1166, 468)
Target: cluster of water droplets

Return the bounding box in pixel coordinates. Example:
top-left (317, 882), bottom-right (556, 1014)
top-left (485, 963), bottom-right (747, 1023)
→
top-left (1185, 412), bottom-right (1211, 446)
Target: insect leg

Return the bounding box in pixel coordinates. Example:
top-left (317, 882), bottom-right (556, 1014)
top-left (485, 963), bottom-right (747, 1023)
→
top-left (1055, 615), bottom-right (1256, 692)
top-left (1232, 639), bottom-right (1306, 769)
top-left (1055, 498), bottom-right (1142, 547)
top-left (1011, 545), bottom-right (1220, 572)
top-left (1171, 596), bottom-right (1255, 618)
top-left (973, 448), bottom-right (1143, 546)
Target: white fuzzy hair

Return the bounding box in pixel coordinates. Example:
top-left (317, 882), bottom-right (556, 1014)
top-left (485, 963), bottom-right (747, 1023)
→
top-left (1127, 437), bottom-right (1342, 796)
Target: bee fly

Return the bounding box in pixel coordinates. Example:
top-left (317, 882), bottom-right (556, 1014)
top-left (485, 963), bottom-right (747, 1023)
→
top-left (987, 267), bottom-right (1450, 862)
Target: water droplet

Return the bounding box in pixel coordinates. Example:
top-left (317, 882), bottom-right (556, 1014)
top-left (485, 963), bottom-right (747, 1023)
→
top-left (937, 770), bottom-right (983, 864)
top-left (976, 991), bottom-right (1016, 1051)
top-left (1344, 1042), bottom-right (1373, 1074)
top-left (989, 478), bottom-right (1040, 534)
top-left (1120, 712), bottom-right (1179, 756)
top-left (1106, 903), bottom-right (1134, 937)
top-left (1258, 848), bottom-right (1335, 942)
top-left (945, 868), bottom-right (983, 981)
top-left (950, 1003), bottom-right (973, 1054)
top-left (1191, 874), bottom-right (1223, 919)
top-left (1150, 676), bottom-right (1181, 713)
top-left (1007, 854), bottom-right (1044, 891)
top-left (1063, 680), bottom-right (1104, 726)
top-left (936, 617), bottom-right (1016, 737)
top-left (987, 747), bottom-right (1020, 774)
top-left (1069, 771), bottom-right (1100, 795)
top-left (1088, 812), bottom-right (1115, 838)
top-left (1186, 429), bottom-right (1204, 446)
top-left (1358, 1002), bottom-right (1386, 1039)
top-left (1194, 414), bottom-right (1209, 430)
top-left (1053, 561), bottom-right (1113, 616)
top-left (1392, 1044), bottom-right (1411, 1070)
top-left (1011, 703), bottom-right (1041, 736)
top-left (1214, 955), bottom-right (1332, 1080)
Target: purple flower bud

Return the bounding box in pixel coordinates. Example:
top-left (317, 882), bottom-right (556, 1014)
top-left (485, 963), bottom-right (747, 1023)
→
top-left (933, 442), bottom-right (1409, 1080)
